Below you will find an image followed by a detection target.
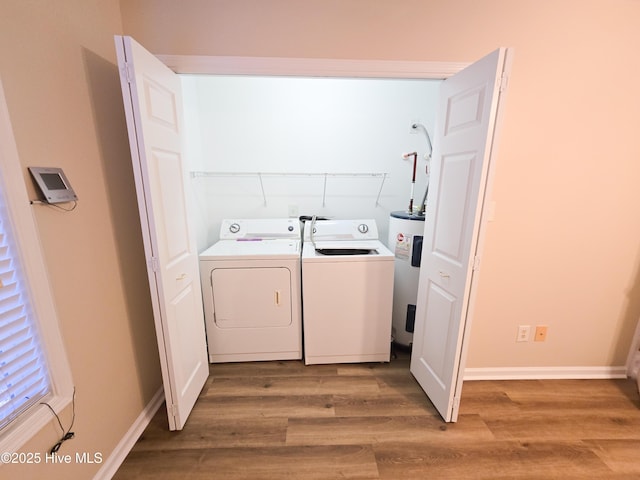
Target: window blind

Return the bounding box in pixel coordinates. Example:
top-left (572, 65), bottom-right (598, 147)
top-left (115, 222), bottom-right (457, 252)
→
top-left (0, 194), bottom-right (50, 431)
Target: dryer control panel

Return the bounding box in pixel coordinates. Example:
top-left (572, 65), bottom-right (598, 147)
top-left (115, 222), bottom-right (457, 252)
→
top-left (219, 218), bottom-right (300, 240)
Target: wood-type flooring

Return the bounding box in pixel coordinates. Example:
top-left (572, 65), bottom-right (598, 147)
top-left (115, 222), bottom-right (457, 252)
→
top-left (114, 350), bottom-right (640, 479)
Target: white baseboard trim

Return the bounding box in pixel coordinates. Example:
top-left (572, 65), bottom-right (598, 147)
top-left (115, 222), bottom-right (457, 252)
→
top-left (464, 366), bottom-right (628, 381)
top-left (93, 387), bottom-right (164, 480)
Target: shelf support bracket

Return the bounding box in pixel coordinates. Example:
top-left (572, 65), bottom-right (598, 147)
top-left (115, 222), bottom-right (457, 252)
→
top-left (257, 173), bottom-right (267, 206)
top-left (375, 173), bottom-right (387, 206)
top-left (322, 173), bottom-right (328, 207)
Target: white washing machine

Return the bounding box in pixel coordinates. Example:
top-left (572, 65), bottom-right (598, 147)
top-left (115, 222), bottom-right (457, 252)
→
top-left (301, 218), bottom-right (394, 365)
top-left (199, 218), bottom-right (302, 363)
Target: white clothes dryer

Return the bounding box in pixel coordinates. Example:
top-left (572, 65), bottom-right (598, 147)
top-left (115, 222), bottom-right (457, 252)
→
top-left (199, 218), bottom-right (302, 363)
top-left (301, 219), bottom-right (394, 365)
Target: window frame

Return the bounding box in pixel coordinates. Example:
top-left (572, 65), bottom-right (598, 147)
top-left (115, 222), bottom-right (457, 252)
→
top-left (0, 78), bottom-right (73, 453)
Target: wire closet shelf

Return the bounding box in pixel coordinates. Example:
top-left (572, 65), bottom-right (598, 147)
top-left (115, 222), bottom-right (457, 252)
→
top-left (190, 171), bottom-right (389, 207)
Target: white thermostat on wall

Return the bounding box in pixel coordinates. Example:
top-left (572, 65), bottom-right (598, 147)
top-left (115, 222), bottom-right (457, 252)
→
top-left (28, 167), bottom-right (78, 204)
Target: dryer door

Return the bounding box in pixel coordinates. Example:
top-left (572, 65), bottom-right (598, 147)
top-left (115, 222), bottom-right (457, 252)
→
top-left (211, 267), bottom-right (292, 328)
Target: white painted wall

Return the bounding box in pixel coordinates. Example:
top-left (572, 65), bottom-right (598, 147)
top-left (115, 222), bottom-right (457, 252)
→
top-left (180, 75), bottom-right (440, 251)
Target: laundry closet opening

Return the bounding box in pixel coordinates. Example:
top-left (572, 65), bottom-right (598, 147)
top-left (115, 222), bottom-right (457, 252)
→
top-left (117, 37), bottom-right (508, 426)
top-left (178, 74), bottom-right (442, 253)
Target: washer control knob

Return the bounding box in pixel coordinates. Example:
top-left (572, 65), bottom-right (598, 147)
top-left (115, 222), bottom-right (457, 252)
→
top-left (358, 223), bottom-right (369, 234)
top-left (229, 223), bottom-right (241, 234)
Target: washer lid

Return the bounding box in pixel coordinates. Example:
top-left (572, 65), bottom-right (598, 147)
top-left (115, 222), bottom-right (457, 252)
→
top-left (312, 240), bottom-right (382, 252)
top-left (302, 240), bottom-right (394, 261)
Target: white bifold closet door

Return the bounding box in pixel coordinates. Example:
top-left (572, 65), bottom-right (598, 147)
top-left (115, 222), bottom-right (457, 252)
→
top-left (115, 35), bottom-right (209, 431)
top-left (410, 48), bottom-right (512, 423)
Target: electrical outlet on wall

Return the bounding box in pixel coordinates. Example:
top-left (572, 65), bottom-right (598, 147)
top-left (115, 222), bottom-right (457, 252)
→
top-left (516, 325), bottom-right (531, 342)
top-left (534, 325), bottom-right (548, 342)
